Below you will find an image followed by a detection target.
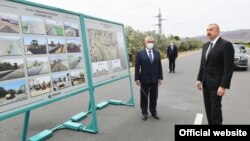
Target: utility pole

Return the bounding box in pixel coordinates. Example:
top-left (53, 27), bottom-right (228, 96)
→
top-left (153, 8), bottom-right (165, 35)
top-left (153, 8), bottom-right (166, 44)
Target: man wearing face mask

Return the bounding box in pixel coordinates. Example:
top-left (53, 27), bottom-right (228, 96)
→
top-left (135, 36), bottom-right (163, 121)
top-left (196, 24), bottom-right (234, 125)
top-left (166, 40), bottom-right (178, 73)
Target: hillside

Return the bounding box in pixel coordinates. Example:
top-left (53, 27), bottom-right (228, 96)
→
top-left (194, 29), bottom-right (250, 42)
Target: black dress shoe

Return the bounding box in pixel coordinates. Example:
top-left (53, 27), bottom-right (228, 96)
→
top-left (142, 114), bottom-right (148, 121)
top-left (152, 114), bottom-right (160, 120)
top-left (169, 71), bottom-right (172, 73)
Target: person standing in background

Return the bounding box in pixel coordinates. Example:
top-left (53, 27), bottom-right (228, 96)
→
top-left (166, 40), bottom-right (178, 73)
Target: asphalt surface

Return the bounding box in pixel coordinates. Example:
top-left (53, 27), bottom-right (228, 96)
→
top-left (0, 49), bottom-right (250, 141)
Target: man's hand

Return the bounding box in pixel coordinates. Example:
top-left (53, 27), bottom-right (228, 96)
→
top-left (135, 80), bottom-right (140, 86)
top-left (217, 86), bottom-right (226, 96)
top-left (196, 81), bottom-right (202, 90)
top-left (158, 80), bottom-right (162, 86)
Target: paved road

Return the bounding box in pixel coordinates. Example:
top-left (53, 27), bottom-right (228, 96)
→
top-left (0, 68), bottom-right (25, 81)
top-left (28, 64), bottom-right (44, 76)
top-left (69, 60), bottom-right (81, 69)
top-left (51, 62), bottom-right (68, 72)
top-left (0, 50), bottom-right (250, 141)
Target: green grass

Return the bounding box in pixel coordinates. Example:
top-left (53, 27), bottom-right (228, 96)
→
top-left (22, 24), bottom-right (28, 32)
top-left (54, 27), bottom-right (64, 36)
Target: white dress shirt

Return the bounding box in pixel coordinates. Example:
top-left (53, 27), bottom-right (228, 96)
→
top-left (210, 36), bottom-right (220, 48)
top-left (206, 36), bottom-right (220, 59)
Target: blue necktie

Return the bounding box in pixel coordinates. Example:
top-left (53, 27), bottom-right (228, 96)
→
top-left (149, 50), bottom-right (153, 63)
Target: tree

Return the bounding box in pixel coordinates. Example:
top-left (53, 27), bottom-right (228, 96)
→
top-left (174, 36), bottom-right (180, 41)
top-left (125, 26), bottom-right (145, 66)
top-left (0, 87), bottom-right (7, 98)
top-left (179, 41), bottom-right (190, 51)
top-left (124, 26), bottom-right (204, 66)
top-left (184, 38), bottom-right (204, 50)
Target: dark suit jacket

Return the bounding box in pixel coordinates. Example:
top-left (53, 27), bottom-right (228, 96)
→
top-left (135, 48), bottom-right (163, 83)
top-left (166, 45), bottom-right (178, 59)
top-left (197, 37), bottom-right (234, 90)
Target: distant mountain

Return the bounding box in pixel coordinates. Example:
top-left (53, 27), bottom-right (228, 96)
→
top-left (194, 29), bottom-right (250, 42)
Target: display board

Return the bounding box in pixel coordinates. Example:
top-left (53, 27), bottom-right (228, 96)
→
top-left (0, 0), bottom-right (87, 117)
top-left (84, 17), bottom-right (129, 83)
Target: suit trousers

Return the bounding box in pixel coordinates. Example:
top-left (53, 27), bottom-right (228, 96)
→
top-left (169, 57), bottom-right (176, 72)
top-left (140, 82), bottom-right (158, 115)
top-left (202, 82), bottom-right (223, 125)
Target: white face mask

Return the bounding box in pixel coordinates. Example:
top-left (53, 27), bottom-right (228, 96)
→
top-left (170, 43), bottom-right (174, 46)
top-left (146, 43), bottom-right (154, 50)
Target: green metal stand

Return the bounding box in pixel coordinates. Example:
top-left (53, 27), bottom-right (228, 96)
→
top-left (1, 1), bottom-right (135, 141)
top-left (125, 72), bottom-right (135, 106)
top-left (22, 111), bottom-right (30, 141)
top-left (29, 130), bottom-right (53, 141)
top-left (28, 14), bottom-right (100, 141)
top-left (83, 15), bottom-right (136, 122)
top-left (80, 15), bottom-right (99, 133)
top-left (123, 23), bottom-right (135, 107)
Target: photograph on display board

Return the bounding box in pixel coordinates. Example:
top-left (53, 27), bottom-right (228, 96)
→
top-left (52, 72), bottom-right (71, 91)
top-left (112, 59), bottom-right (123, 72)
top-left (92, 61), bottom-right (109, 77)
top-left (21, 16), bottom-right (45, 35)
top-left (0, 12), bottom-right (19, 33)
top-left (45, 19), bottom-right (64, 36)
top-left (64, 22), bottom-right (79, 37)
top-left (0, 36), bottom-right (23, 56)
top-left (70, 70), bottom-right (85, 86)
top-left (0, 58), bottom-right (25, 81)
top-left (48, 37), bottom-right (66, 54)
top-left (26, 57), bottom-right (50, 76)
top-left (29, 75), bottom-right (51, 97)
top-left (50, 55), bottom-right (68, 72)
top-left (118, 47), bottom-right (128, 70)
top-left (117, 33), bottom-right (128, 70)
top-left (0, 80), bottom-right (27, 106)
top-left (87, 29), bottom-right (119, 62)
top-left (66, 38), bottom-right (81, 53)
top-left (68, 54), bottom-right (83, 70)
top-left (24, 36), bottom-right (47, 55)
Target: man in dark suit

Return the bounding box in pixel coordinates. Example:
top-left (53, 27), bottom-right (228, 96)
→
top-left (196, 24), bottom-right (234, 125)
top-left (135, 36), bottom-right (163, 121)
top-left (166, 41), bottom-right (178, 73)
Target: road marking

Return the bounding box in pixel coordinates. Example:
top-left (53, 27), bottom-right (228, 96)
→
top-left (194, 113), bottom-right (203, 125)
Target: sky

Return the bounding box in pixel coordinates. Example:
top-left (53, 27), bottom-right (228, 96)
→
top-left (2, 58), bottom-right (23, 65)
top-left (27, 0), bottom-right (250, 37)
top-left (1, 80), bottom-right (26, 90)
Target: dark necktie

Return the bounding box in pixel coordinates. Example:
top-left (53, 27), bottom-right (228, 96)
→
top-left (149, 50), bottom-right (153, 63)
top-left (206, 42), bottom-right (213, 60)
